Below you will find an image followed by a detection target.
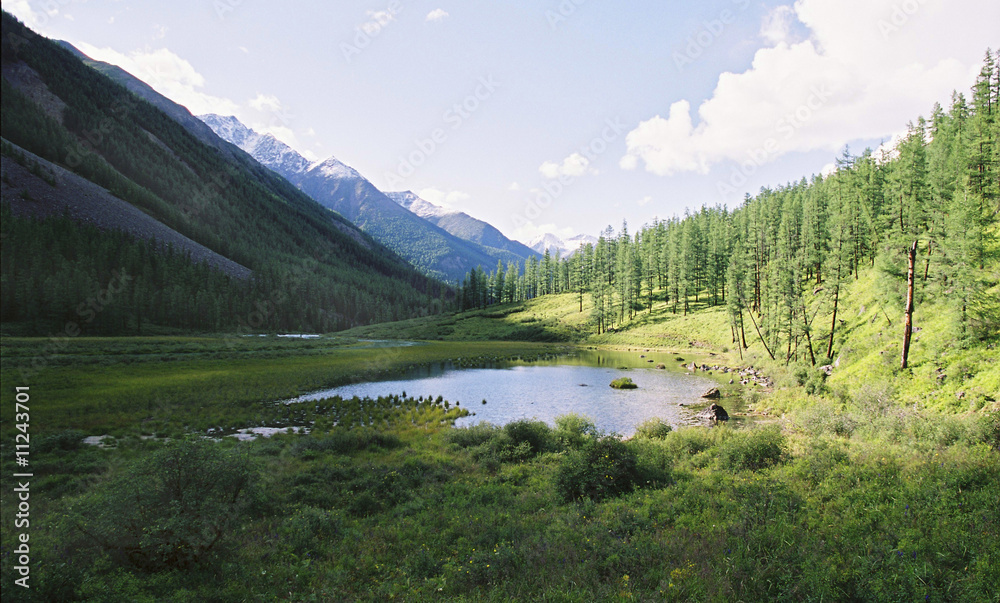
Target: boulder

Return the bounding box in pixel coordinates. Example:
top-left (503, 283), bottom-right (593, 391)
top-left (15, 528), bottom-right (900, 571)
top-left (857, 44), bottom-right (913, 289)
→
top-left (701, 387), bottom-right (721, 399)
top-left (698, 403), bottom-right (729, 424)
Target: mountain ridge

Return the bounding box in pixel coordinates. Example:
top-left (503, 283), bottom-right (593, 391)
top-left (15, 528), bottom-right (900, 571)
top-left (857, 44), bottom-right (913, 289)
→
top-left (199, 113), bottom-right (527, 282)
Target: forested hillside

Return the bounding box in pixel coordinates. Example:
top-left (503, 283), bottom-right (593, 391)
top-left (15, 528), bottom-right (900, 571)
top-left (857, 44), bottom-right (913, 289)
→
top-left (0, 12), bottom-right (448, 334)
top-left (460, 51), bottom-right (1000, 362)
top-left (199, 114), bottom-right (526, 283)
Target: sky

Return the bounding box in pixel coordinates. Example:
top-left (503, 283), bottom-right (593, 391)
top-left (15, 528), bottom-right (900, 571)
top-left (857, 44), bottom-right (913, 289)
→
top-left (3, 0), bottom-right (997, 245)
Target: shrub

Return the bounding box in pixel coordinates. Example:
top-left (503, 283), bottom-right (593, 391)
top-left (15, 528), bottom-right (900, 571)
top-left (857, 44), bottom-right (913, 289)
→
top-left (445, 422), bottom-right (502, 448)
top-left (718, 427), bottom-right (787, 472)
top-left (555, 437), bottom-right (640, 501)
top-left (797, 402), bottom-right (857, 438)
top-left (610, 377), bottom-right (638, 389)
top-left (970, 409), bottom-right (1000, 451)
top-left (447, 422), bottom-right (545, 466)
top-left (71, 440), bottom-right (256, 571)
top-left (291, 428), bottom-right (400, 456)
top-left (554, 413), bottom-right (599, 450)
top-left (279, 505), bottom-right (343, 555)
top-left (36, 429), bottom-right (85, 452)
top-left (851, 381), bottom-right (896, 418)
top-left (633, 418), bottom-right (673, 440)
top-left (503, 419), bottom-right (555, 454)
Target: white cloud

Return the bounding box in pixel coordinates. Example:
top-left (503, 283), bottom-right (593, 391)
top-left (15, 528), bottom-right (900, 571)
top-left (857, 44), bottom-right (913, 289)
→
top-left (75, 43), bottom-right (240, 116)
top-left (621, 0), bottom-right (996, 177)
top-left (637, 196), bottom-right (653, 207)
top-left (360, 10), bottom-right (396, 35)
top-left (426, 9), bottom-right (449, 22)
top-left (508, 182), bottom-right (521, 191)
top-left (760, 5), bottom-right (796, 46)
top-left (417, 187), bottom-right (471, 209)
top-left (249, 93), bottom-right (283, 113)
top-left (5, 1), bottom-right (45, 28)
top-left (539, 152), bottom-right (590, 179)
top-left (71, 44), bottom-right (320, 159)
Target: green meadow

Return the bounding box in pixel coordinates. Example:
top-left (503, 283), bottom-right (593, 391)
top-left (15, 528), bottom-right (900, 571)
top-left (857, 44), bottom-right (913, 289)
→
top-left (1, 272), bottom-right (998, 601)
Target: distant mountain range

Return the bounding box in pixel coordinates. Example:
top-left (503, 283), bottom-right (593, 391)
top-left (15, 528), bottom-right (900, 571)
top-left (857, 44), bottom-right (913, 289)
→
top-left (200, 115), bottom-right (536, 282)
top-left (386, 191), bottom-right (538, 261)
top-left (1, 12), bottom-right (445, 333)
top-left (528, 233), bottom-right (599, 257)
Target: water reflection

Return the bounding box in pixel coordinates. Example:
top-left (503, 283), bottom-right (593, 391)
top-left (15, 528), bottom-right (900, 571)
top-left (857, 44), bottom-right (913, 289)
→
top-left (285, 349), bottom-right (719, 436)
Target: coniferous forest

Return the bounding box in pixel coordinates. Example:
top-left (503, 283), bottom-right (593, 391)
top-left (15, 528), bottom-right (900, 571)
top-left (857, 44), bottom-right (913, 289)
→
top-left (1, 7), bottom-right (999, 603)
top-left (461, 51), bottom-right (999, 360)
top-left (1, 12), bottom-right (448, 335)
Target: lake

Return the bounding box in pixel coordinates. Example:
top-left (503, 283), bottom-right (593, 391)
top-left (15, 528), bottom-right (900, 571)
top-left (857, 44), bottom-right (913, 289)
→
top-left (283, 349), bottom-right (721, 436)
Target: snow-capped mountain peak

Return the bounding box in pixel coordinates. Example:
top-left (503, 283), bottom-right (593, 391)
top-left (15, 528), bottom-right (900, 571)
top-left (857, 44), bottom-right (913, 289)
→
top-left (198, 114), bottom-right (311, 176)
top-left (313, 157), bottom-right (361, 181)
top-left (386, 191), bottom-right (454, 219)
top-left (528, 232), bottom-right (598, 257)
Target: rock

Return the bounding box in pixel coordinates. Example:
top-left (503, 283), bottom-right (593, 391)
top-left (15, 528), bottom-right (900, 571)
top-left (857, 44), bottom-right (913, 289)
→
top-left (675, 357), bottom-right (685, 362)
top-left (701, 387), bottom-right (721, 399)
top-left (656, 363), bottom-right (666, 369)
top-left (819, 365), bottom-right (833, 376)
top-left (956, 391), bottom-right (966, 400)
top-left (698, 403), bottom-right (729, 424)
top-left (729, 379), bottom-right (734, 384)
top-left (640, 354), bottom-right (646, 358)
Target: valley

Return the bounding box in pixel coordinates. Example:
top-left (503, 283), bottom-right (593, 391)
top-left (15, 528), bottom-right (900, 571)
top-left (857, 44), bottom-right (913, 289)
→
top-left (1, 6), bottom-right (998, 602)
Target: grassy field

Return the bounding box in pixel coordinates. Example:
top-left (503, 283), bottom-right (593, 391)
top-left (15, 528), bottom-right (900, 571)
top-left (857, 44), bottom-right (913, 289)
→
top-left (1, 266), bottom-right (998, 601)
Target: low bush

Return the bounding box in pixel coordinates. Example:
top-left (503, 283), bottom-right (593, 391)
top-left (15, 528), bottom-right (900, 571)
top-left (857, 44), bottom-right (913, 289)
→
top-left (718, 427), bottom-right (787, 472)
top-left (36, 429), bottom-right (86, 452)
top-left (633, 418), bottom-right (673, 440)
top-left (291, 428), bottom-right (401, 456)
top-left (796, 402), bottom-right (857, 438)
top-left (504, 419), bottom-right (555, 454)
top-left (555, 436), bottom-right (641, 501)
top-left (554, 413), bottom-right (599, 450)
top-left (447, 421), bottom-right (551, 467)
top-left (69, 440), bottom-right (257, 571)
top-left (444, 422), bottom-right (501, 448)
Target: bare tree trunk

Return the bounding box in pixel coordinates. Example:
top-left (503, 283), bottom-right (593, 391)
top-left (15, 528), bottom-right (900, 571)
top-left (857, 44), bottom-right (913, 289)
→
top-left (747, 305), bottom-right (776, 360)
top-left (826, 282), bottom-right (839, 359)
top-left (801, 301), bottom-right (817, 366)
top-left (739, 308), bottom-right (748, 350)
top-left (826, 238), bottom-right (843, 360)
top-left (901, 240), bottom-right (917, 370)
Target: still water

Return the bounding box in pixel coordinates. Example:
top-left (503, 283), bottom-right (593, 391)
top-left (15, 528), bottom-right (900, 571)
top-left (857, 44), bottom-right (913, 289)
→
top-left (285, 349), bottom-right (719, 436)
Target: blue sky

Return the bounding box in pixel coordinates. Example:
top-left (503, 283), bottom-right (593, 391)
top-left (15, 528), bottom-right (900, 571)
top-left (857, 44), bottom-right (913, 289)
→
top-left (4, 0), bottom-right (997, 244)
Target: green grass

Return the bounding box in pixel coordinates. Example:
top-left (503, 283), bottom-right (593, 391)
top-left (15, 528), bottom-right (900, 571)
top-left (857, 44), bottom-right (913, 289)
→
top-left (0, 336), bottom-right (568, 438)
top-left (3, 408), bottom-right (996, 601)
top-left (2, 264), bottom-right (998, 601)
